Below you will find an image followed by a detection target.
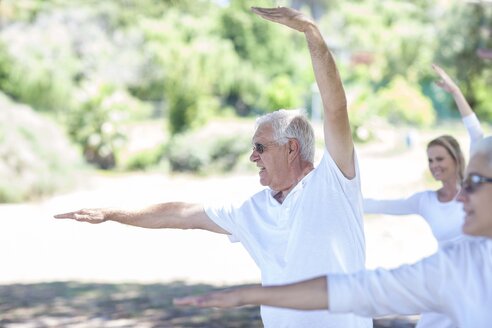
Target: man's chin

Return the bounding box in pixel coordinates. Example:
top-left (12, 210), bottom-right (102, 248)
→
top-left (462, 218), bottom-right (478, 236)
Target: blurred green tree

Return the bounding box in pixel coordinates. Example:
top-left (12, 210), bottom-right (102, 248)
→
top-left (434, 1), bottom-right (492, 120)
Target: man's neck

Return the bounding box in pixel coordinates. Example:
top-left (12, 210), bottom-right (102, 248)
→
top-left (274, 164), bottom-right (314, 204)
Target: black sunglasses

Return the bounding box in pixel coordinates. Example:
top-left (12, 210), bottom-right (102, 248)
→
top-left (252, 141), bottom-right (278, 154)
top-left (461, 173), bottom-right (492, 194)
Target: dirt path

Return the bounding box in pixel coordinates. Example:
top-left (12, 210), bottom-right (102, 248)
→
top-left (0, 139), bottom-right (436, 285)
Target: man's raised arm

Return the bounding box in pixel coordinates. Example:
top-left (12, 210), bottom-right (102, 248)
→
top-left (251, 7), bottom-right (354, 178)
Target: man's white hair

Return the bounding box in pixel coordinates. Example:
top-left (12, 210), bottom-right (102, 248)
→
top-left (255, 109), bottom-right (315, 163)
top-left (471, 136), bottom-right (492, 169)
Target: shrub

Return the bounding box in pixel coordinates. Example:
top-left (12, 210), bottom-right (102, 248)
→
top-left (373, 77), bottom-right (436, 127)
top-left (165, 121), bottom-right (251, 174)
top-left (66, 81), bottom-right (152, 169)
top-left (0, 93), bottom-right (83, 203)
top-left (260, 75), bottom-right (303, 113)
top-left (346, 83), bottom-right (379, 143)
top-left (472, 73), bottom-right (492, 122)
top-left (123, 147), bottom-right (164, 171)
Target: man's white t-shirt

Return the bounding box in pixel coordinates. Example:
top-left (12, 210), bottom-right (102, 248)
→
top-left (205, 149), bottom-right (371, 328)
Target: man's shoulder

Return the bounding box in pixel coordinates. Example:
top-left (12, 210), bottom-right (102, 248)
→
top-left (440, 237), bottom-right (491, 260)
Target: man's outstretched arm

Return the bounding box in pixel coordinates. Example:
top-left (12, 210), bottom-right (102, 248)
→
top-left (174, 276), bottom-right (329, 310)
top-left (252, 7), bottom-right (354, 178)
top-left (54, 202), bottom-right (229, 234)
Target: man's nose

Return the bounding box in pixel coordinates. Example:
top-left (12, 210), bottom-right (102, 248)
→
top-left (250, 149), bottom-right (259, 162)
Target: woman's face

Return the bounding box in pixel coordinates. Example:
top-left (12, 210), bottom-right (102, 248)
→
top-left (427, 145), bottom-right (458, 183)
top-left (457, 153), bottom-right (492, 238)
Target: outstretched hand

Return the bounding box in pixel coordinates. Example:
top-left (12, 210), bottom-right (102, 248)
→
top-left (174, 288), bottom-right (245, 308)
top-left (54, 209), bottom-right (107, 224)
top-left (251, 6), bottom-right (314, 33)
top-left (432, 63), bottom-right (459, 94)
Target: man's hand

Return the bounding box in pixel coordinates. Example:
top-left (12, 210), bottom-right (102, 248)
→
top-left (174, 276), bottom-right (328, 310)
top-left (54, 209), bottom-right (107, 224)
top-left (251, 7), bottom-right (314, 33)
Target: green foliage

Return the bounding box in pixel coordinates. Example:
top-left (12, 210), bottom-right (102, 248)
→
top-left (66, 81), bottom-right (152, 169)
top-left (217, 0), bottom-right (310, 114)
top-left (1, 0), bottom-right (490, 174)
top-left (165, 123), bottom-right (252, 174)
top-left (373, 77), bottom-right (436, 127)
top-left (472, 71), bottom-right (492, 121)
top-left (0, 28), bottom-right (78, 112)
top-left (0, 93), bottom-right (83, 203)
top-left (0, 2), bottom-right (154, 114)
top-left (434, 2), bottom-right (491, 89)
top-left (325, 0), bottom-right (436, 85)
top-left (140, 10), bottom-right (242, 133)
top-left (346, 82), bottom-right (379, 142)
top-left (0, 0), bottom-right (49, 22)
top-left (123, 147), bottom-right (164, 171)
top-left (222, 0), bottom-right (305, 77)
top-left (431, 1), bottom-right (492, 122)
top-left (260, 75), bottom-right (303, 112)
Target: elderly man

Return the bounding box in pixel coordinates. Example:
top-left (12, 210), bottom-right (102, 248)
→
top-left (174, 136), bottom-right (492, 328)
top-left (54, 7), bottom-right (371, 328)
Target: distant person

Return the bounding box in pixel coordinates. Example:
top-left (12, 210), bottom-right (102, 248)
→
top-left (54, 7), bottom-right (371, 328)
top-left (174, 136), bottom-right (492, 328)
top-left (363, 64), bottom-right (484, 328)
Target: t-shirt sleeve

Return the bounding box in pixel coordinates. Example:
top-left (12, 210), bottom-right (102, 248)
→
top-left (328, 251), bottom-right (448, 317)
top-left (319, 148), bottom-right (361, 196)
top-left (203, 202), bottom-right (239, 242)
top-left (363, 192), bottom-right (423, 215)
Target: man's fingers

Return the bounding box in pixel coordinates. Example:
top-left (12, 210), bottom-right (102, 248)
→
top-left (53, 212), bottom-right (77, 219)
top-left (74, 213), bottom-right (90, 221)
top-left (54, 210), bottom-right (101, 222)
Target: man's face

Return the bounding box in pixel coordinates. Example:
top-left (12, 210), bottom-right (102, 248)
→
top-left (249, 124), bottom-right (291, 191)
top-left (458, 154), bottom-right (492, 238)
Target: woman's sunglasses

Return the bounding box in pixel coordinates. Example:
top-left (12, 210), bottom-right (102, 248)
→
top-left (461, 173), bottom-right (492, 194)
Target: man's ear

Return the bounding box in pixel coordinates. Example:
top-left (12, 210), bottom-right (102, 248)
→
top-left (288, 139), bottom-right (300, 160)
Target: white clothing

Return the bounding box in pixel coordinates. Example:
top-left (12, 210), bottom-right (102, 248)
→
top-left (329, 238), bottom-right (492, 328)
top-left (463, 112), bottom-right (484, 154)
top-left (205, 149), bottom-right (371, 328)
top-left (364, 191), bottom-right (464, 246)
top-left (363, 113), bottom-right (484, 327)
top-left (364, 113), bottom-right (484, 248)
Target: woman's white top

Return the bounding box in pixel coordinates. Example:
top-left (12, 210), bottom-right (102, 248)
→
top-left (364, 113), bottom-right (484, 247)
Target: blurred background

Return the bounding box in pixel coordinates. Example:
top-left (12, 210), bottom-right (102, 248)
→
top-left (0, 0), bottom-right (491, 327)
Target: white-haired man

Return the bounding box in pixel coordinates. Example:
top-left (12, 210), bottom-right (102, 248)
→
top-left (55, 7), bottom-right (371, 328)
